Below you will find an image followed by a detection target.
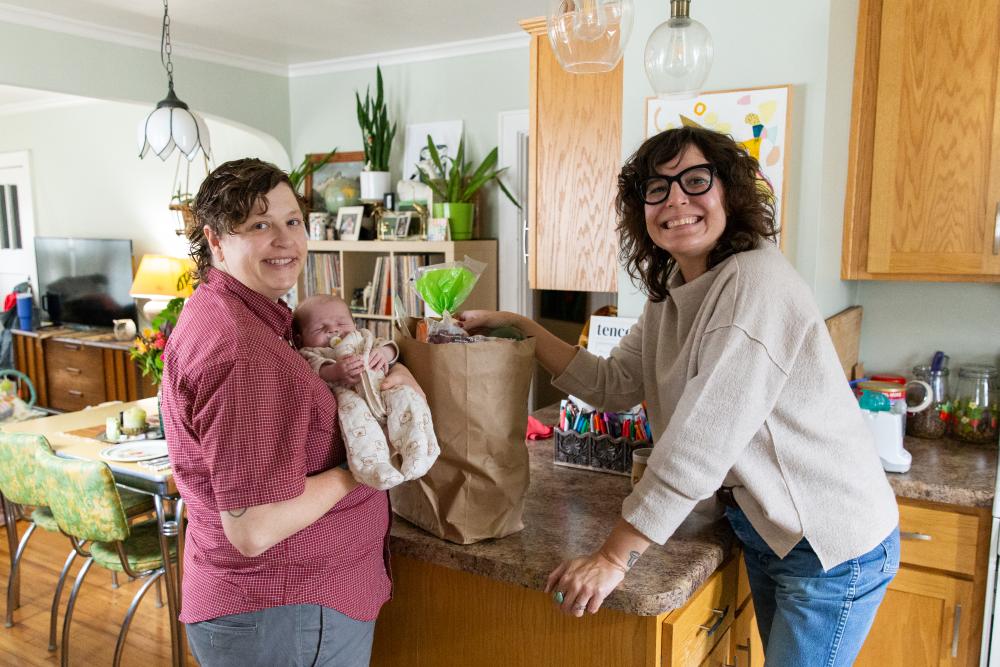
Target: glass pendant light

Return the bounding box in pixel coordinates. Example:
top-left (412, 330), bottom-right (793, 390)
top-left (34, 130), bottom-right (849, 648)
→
top-left (137, 0), bottom-right (211, 162)
top-left (644, 0), bottom-right (713, 99)
top-left (547, 0), bottom-right (634, 74)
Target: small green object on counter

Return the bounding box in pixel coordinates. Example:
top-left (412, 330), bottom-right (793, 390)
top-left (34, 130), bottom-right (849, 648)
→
top-left (858, 390), bottom-right (891, 412)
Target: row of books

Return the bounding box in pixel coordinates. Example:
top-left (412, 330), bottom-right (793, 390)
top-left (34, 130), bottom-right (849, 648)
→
top-left (366, 256), bottom-right (393, 316)
top-left (303, 253), bottom-right (341, 298)
top-left (391, 254), bottom-right (441, 318)
top-left (357, 317), bottom-right (392, 339)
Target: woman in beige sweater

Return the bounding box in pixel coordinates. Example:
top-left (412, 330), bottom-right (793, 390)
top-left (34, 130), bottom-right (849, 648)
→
top-left (461, 126), bottom-right (899, 666)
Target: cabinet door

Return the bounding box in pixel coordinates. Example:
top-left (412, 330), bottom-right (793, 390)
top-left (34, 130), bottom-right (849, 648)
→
top-left (732, 602), bottom-right (764, 667)
top-left (521, 19), bottom-right (622, 292)
top-left (850, 0), bottom-right (1000, 279)
top-left (856, 566), bottom-right (976, 667)
top-left (698, 628), bottom-right (733, 667)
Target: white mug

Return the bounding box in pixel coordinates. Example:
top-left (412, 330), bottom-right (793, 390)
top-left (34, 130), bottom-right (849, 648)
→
top-left (113, 319), bottom-right (137, 341)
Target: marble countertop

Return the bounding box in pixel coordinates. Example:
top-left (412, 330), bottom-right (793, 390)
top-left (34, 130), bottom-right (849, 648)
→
top-left (888, 435), bottom-right (997, 508)
top-left (388, 407), bottom-right (997, 617)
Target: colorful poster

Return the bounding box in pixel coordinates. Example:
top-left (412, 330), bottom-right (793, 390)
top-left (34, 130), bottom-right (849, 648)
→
top-left (645, 86), bottom-right (791, 245)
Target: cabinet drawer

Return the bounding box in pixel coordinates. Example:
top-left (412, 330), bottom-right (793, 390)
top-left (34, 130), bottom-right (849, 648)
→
top-left (45, 340), bottom-right (107, 411)
top-left (898, 502), bottom-right (980, 576)
top-left (663, 556), bottom-right (739, 667)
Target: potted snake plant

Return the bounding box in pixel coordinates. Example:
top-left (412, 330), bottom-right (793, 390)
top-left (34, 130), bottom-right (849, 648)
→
top-left (418, 134), bottom-right (520, 240)
top-left (356, 65), bottom-right (396, 200)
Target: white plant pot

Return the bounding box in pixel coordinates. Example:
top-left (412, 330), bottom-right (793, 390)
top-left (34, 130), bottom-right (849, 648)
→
top-left (360, 171), bottom-right (392, 200)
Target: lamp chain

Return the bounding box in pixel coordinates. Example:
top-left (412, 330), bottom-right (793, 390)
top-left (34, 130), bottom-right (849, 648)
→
top-left (160, 0), bottom-right (174, 90)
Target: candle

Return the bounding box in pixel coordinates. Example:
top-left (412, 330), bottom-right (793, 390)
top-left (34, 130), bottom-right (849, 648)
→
top-left (122, 406), bottom-right (147, 435)
top-left (105, 416), bottom-right (121, 441)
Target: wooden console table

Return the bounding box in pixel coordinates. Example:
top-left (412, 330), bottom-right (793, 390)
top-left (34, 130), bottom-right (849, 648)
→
top-left (11, 328), bottom-right (156, 411)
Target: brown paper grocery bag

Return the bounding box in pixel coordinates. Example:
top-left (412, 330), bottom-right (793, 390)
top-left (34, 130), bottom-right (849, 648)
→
top-left (390, 323), bottom-right (535, 544)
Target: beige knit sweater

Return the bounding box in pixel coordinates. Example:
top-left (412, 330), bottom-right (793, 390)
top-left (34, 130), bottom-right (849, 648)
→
top-left (553, 245), bottom-right (898, 570)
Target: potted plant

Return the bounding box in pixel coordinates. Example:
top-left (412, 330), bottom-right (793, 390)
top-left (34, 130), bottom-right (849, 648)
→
top-left (356, 65), bottom-right (396, 200)
top-left (418, 134), bottom-right (520, 240)
top-left (168, 189), bottom-right (195, 236)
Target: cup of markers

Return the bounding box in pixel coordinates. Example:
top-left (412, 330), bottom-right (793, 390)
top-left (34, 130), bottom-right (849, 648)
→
top-left (552, 400), bottom-right (653, 476)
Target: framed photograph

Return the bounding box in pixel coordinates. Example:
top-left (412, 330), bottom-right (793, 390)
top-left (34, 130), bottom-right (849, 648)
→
top-left (401, 121), bottom-right (463, 181)
top-left (426, 217), bottom-right (449, 242)
top-left (380, 212), bottom-right (414, 240)
top-left (308, 212), bottom-right (329, 240)
top-left (303, 151), bottom-right (365, 214)
top-left (336, 206), bottom-right (365, 241)
top-left (645, 85), bottom-right (791, 250)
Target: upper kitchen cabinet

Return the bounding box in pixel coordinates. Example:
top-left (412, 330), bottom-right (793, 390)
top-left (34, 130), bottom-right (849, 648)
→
top-left (520, 18), bottom-right (622, 292)
top-left (842, 0), bottom-right (1000, 281)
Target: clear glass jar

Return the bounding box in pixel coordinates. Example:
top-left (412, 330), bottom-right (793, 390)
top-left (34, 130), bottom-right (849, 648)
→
top-left (906, 365), bottom-right (951, 439)
top-left (952, 365), bottom-right (998, 443)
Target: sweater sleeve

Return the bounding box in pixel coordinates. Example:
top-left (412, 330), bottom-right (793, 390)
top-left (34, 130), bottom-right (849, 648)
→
top-left (299, 346), bottom-right (336, 374)
top-left (550, 314), bottom-right (645, 411)
top-left (622, 324), bottom-right (789, 543)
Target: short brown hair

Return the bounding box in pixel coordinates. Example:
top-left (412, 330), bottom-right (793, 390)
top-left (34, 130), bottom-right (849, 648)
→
top-left (616, 126), bottom-right (779, 302)
top-left (188, 158), bottom-right (304, 283)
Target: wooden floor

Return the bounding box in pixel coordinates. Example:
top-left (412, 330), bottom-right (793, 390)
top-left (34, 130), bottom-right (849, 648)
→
top-left (0, 517), bottom-right (197, 666)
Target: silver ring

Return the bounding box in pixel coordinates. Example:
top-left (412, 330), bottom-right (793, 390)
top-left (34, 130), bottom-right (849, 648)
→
top-left (573, 604), bottom-right (587, 611)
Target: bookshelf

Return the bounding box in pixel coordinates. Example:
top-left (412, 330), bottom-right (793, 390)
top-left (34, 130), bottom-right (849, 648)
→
top-left (298, 240), bottom-right (498, 337)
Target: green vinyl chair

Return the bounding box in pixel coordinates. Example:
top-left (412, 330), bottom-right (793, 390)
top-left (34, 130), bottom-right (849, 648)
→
top-left (34, 445), bottom-right (175, 667)
top-left (0, 433), bottom-right (154, 654)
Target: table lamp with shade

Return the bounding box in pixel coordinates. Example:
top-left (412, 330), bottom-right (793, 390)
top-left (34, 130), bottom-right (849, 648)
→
top-left (129, 254), bottom-right (195, 321)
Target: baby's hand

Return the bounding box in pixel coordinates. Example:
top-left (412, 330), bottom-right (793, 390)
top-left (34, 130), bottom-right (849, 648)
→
top-left (320, 355), bottom-right (364, 386)
top-left (368, 347), bottom-right (392, 373)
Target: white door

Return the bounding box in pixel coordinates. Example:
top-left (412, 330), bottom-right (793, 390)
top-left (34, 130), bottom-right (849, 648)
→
top-left (0, 151), bottom-right (37, 297)
top-left (497, 110), bottom-right (530, 317)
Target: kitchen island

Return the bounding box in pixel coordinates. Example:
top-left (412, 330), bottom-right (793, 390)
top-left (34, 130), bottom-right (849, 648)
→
top-left (373, 406), bottom-right (997, 667)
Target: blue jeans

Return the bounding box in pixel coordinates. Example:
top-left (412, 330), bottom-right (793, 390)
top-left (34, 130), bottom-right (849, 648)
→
top-left (726, 507), bottom-right (898, 667)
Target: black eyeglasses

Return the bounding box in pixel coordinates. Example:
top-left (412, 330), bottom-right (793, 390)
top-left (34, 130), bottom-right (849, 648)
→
top-left (638, 163), bottom-right (716, 205)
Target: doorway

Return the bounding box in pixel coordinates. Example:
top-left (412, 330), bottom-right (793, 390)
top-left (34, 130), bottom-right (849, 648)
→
top-left (0, 151), bottom-right (37, 297)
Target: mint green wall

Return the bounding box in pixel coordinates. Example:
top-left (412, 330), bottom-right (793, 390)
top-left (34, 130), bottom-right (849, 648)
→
top-left (288, 49), bottom-right (528, 238)
top-left (0, 21), bottom-right (291, 152)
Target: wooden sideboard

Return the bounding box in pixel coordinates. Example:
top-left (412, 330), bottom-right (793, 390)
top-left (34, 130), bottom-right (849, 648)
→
top-left (11, 328), bottom-right (156, 411)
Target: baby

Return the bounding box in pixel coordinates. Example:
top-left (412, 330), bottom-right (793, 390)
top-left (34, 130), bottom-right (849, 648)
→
top-left (293, 294), bottom-right (439, 490)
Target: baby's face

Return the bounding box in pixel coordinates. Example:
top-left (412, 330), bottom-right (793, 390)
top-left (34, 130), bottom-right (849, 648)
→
top-left (300, 300), bottom-right (357, 347)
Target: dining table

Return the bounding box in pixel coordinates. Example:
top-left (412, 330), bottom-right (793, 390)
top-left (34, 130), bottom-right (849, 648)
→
top-left (0, 397), bottom-right (186, 667)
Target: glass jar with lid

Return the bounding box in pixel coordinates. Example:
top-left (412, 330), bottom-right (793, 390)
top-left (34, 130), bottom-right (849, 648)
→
top-left (906, 365), bottom-right (951, 439)
top-left (952, 365), bottom-right (998, 443)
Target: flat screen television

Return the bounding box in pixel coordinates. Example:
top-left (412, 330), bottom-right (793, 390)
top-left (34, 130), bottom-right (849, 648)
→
top-left (35, 237), bottom-right (137, 328)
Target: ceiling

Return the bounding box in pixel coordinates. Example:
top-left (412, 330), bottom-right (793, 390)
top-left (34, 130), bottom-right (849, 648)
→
top-left (0, 0), bottom-right (548, 70)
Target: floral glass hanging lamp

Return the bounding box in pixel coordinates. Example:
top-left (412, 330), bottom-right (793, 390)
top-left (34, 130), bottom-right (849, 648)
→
top-left (137, 0), bottom-right (211, 161)
top-left (644, 0), bottom-right (713, 99)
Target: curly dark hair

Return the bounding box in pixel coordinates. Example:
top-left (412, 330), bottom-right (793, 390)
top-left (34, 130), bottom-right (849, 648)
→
top-left (188, 158), bottom-right (304, 283)
top-left (616, 126), bottom-right (779, 302)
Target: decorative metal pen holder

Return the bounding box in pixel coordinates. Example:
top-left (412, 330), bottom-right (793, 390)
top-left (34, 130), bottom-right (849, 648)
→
top-left (552, 428), bottom-right (643, 476)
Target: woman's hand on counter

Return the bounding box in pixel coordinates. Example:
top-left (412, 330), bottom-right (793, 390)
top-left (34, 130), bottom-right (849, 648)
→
top-left (545, 552), bottom-right (627, 617)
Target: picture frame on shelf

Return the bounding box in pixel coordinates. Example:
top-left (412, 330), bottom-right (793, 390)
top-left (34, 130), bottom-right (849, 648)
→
top-left (426, 217), bottom-right (449, 241)
top-left (380, 212), bottom-right (414, 240)
top-left (336, 206), bottom-right (365, 241)
top-left (303, 150), bottom-right (365, 214)
top-left (308, 212), bottom-right (329, 240)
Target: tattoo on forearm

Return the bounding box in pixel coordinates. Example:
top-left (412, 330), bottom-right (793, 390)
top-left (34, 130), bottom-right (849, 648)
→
top-left (626, 551), bottom-right (641, 570)
top-left (226, 508), bottom-right (248, 518)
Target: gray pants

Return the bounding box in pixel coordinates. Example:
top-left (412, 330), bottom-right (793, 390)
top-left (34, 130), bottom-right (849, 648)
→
top-left (185, 604), bottom-right (375, 667)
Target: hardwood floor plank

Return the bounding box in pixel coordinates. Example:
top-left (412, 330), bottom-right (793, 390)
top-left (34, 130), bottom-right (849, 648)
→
top-left (0, 518), bottom-right (197, 666)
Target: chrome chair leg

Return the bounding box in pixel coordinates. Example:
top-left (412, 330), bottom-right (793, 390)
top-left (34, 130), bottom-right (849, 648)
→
top-left (48, 548), bottom-right (78, 651)
top-left (154, 577), bottom-right (163, 608)
top-left (1, 495), bottom-right (21, 612)
top-left (60, 557), bottom-right (94, 667)
top-left (110, 571), bottom-right (119, 588)
top-left (5, 521), bottom-right (36, 627)
top-left (112, 570), bottom-right (164, 667)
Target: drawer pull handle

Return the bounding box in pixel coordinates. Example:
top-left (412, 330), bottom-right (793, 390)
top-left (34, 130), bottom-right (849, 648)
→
top-left (900, 531), bottom-right (932, 541)
top-left (62, 343), bottom-right (81, 351)
top-left (951, 603), bottom-right (962, 658)
top-left (735, 643), bottom-right (750, 652)
top-left (698, 606), bottom-right (729, 636)
top-left (67, 390), bottom-right (83, 397)
top-left (66, 367), bottom-right (81, 375)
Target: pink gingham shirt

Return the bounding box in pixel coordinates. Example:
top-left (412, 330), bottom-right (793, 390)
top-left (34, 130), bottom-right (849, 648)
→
top-left (161, 268), bottom-right (391, 624)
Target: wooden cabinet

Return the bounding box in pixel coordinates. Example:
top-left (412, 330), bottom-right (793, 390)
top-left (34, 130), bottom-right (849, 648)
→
top-left (12, 329), bottom-right (155, 411)
top-left (731, 600), bottom-right (764, 667)
top-left (856, 498), bottom-right (991, 666)
top-left (520, 18), bottom-right (622, 293)
top-left (662, 556), bottom-right (739, 666)
top-left (842, 0), bottom-right (1000, 281)
top-left (298, 239), bottom-right (497, 337)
